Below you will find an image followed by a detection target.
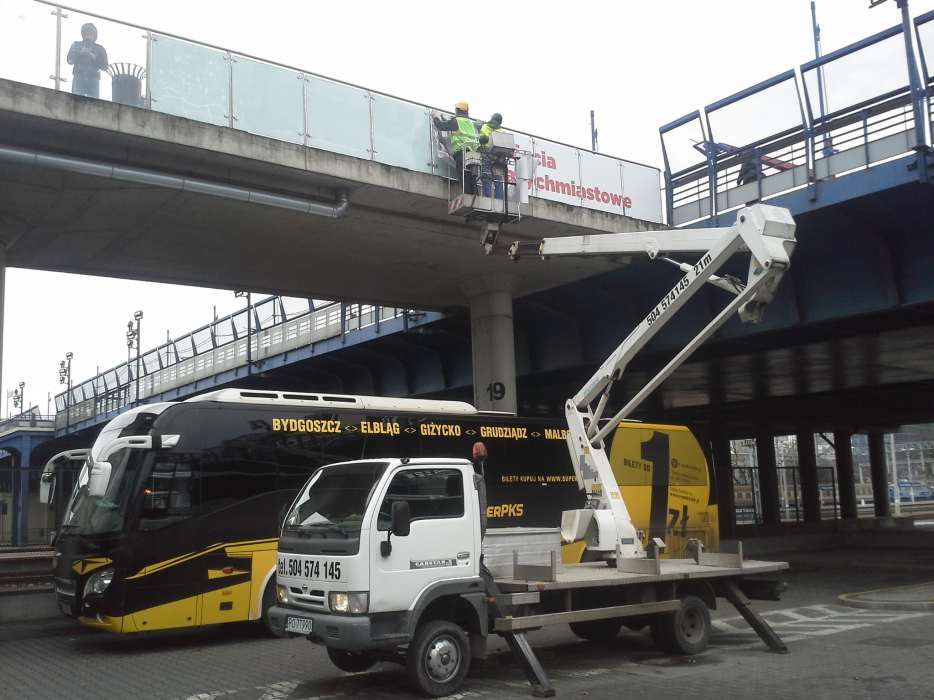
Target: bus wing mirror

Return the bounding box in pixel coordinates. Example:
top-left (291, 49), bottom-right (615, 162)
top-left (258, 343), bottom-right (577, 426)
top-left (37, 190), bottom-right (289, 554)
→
top-left (391, 501), bottom-right (411, 537)
top-left (87, 461), bottom-right (112, 497)
top-left (39, 472), bottom-right (54, 504)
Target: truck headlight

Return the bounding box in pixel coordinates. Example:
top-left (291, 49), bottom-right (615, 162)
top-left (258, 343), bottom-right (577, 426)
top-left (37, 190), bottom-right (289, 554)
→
top-left (276, 584), bottom-right (289, 604)
top-left (83, 567), bottom-right (114, 598)
top-left (328, 591), bottom-right (368, 614)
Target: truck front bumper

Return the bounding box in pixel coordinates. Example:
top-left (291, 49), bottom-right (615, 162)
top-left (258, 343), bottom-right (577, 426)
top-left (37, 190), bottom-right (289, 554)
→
top-left (268, 605), bottom-right (408, 651)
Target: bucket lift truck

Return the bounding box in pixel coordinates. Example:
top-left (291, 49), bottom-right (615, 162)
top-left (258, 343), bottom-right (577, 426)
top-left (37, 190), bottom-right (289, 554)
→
top-left (437, 121), bottom-right (529, 253)
top-left (271, 204), bottom-right (797, 697)
top-left (509, 203), bottom-right (797, 565)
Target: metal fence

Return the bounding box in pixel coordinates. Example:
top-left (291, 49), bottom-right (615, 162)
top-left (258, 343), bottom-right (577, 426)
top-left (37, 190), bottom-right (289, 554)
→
top-left (661, 12), bottom-right (934, 227)
top-left (53, 298), bottom-right (418, 431)
top-left (733, 465), bottom-right (839, 526)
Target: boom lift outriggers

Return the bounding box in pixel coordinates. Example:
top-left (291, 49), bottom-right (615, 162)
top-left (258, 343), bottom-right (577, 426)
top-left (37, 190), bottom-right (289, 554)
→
top-left (271, 204), bottom-right (797, 697)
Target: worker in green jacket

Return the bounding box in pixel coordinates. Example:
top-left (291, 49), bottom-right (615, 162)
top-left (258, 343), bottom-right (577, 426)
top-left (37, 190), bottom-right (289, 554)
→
top-left (434, 101), bottom-right (481, 194)
top-left (479, 113), bottom-right (504, 199)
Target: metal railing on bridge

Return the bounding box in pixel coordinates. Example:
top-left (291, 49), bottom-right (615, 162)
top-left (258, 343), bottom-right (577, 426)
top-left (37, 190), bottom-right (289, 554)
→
top-left (0, 414), bottom-right (55, 436)
top-left (0, 0), bottom-right (661, 223)
top-left (53, 299), bottom-right (418, 431)
top-left (661, 12), bottom-right (934, 227)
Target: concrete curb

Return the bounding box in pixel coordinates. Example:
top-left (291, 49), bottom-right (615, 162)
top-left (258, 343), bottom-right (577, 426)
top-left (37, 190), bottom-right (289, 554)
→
top-left (838, 582), bottom-right (934, 612)
top-left (0, 590), bottom-right (61, 623)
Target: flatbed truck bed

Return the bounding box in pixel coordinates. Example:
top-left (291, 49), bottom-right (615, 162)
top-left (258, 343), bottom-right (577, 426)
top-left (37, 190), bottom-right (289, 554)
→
top-left (475, 547), bottom-right (790, 696)
top-left (495, 557), bottom-right (789, 592)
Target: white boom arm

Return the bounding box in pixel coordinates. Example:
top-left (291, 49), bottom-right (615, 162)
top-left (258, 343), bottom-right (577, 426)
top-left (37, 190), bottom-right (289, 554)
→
top-left (510, 204), bottom-right (796, 561)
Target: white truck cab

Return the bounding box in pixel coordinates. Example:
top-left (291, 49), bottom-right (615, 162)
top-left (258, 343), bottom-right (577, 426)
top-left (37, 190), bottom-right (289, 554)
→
top-left (270, 457), bottom-right (488, 694)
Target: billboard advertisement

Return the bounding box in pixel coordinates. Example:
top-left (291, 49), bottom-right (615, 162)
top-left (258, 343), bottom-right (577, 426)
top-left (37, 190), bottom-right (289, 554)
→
top-left (509, 133), bottom-right (662, 224)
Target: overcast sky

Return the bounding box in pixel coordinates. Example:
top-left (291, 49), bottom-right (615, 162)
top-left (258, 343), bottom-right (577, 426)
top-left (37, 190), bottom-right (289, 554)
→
top-left (2, 0), bottom-right (932, 416)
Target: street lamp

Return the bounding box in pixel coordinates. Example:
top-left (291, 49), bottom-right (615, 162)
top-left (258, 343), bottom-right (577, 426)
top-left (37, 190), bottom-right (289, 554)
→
top-left (59, 351), bottom-right (73, 431)
top-left (126, 311), bottom-right (143, 406)
top-left (235, 291), bottom-right (252, 376)
top-left (13, 381), bottom-right (25, 417)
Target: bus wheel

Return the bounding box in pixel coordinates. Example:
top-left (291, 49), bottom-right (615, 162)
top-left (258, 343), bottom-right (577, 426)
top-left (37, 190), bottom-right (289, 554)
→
top-left (327, 648), bottom-right (376, 673)
top-left (651, 595), bottom-right (710, 654)
top-left (407, 620), bottom-right (471, 697)
top-left (569, 618), bottom-right (623, 642)
top-left (260, 579), bottom-right (285, 637)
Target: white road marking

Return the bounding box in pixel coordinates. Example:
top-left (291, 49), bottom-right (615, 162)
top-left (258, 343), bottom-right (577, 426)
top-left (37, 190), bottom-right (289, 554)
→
top-left (711, 603), bottom-right (930, 650)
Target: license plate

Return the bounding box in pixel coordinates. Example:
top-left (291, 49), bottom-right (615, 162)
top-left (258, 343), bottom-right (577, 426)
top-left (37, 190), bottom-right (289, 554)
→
top-left (285, 616), bottom-right (313, 634)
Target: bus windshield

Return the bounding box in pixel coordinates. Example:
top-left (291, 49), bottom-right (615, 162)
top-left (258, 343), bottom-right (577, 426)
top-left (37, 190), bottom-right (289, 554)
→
top-left (61, 448), bottom-right (147, 535)
top-left (284, 461), bottom-right (388, 537)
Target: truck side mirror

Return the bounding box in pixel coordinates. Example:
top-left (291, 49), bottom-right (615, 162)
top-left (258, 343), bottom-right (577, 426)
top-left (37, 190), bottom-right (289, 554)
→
top-left (391, 501), bottom-right (411, 537)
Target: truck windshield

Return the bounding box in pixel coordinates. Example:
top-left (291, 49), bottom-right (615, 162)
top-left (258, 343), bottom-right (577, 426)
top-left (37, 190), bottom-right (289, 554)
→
top-left (284, 461), bottom-right (389, 537)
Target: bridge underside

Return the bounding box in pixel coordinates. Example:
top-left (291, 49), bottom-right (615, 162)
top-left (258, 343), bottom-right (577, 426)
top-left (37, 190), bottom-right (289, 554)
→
top-left (105, 177), bottom-right (931, 431)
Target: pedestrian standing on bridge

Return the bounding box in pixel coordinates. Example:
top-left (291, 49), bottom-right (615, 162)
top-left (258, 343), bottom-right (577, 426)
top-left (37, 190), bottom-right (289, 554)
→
top-left (66, 23), bottom-right (108, 99)
top-left (434, 101), bottom-right (481, 194)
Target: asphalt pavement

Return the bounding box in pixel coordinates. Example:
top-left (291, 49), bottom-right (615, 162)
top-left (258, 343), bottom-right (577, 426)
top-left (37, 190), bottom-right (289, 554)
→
top-left (1, 547), bottom-right (933, 700)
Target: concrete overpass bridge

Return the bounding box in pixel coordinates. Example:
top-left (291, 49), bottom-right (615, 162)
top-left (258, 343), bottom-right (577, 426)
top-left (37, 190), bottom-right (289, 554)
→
top-left (3, 3), bottom-right (934, 545)
top-left (0, 0), bottom-right (663, 420)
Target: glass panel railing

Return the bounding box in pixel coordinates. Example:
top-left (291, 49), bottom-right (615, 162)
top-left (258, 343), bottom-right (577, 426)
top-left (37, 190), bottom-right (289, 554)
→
top-left (917, 13), bottom-right (934, 82)
top-left (231, 56), bottom-right (304, 144)
top-left (660, 113), bottom-right (708, 176)
top-left (370, 94), bottom-right (433, 174)
top-left (0, 0), bottom-right (55, 88)
top-left (149, 33), bottom-right (230, 127)
top-left (802, 28), bottom-right (909, 121)
top-left (706, 73), bottom-right (804, 150)
top-left (58, 9), bottom-right (147, 104)
top-left (305, 76), bottom-right (372, 160)
top-left (282, 297), bottom-right (312, 319)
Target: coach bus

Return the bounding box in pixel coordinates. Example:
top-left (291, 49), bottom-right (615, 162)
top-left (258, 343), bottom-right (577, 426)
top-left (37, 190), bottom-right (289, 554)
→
top-left (53, 389), bottom-right (718, 634)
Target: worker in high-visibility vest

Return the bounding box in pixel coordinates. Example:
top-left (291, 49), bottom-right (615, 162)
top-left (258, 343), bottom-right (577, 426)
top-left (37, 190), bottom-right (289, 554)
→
top-left (434, 101), bottom-right (481, 194)
top-left (479, 113), bottom-right (504, 199)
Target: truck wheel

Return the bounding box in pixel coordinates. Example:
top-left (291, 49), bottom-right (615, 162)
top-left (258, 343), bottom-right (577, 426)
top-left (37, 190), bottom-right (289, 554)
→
top-left (569, 618), bottom-right (623, 642)
top-left (407, 620), bottom-right (471, 697)
top-left (327, 647), bottom-right (376, 673)
top-left (651, 595), bottom-right (710, 654)
top-left (260, 579), bottom-right (285, 638)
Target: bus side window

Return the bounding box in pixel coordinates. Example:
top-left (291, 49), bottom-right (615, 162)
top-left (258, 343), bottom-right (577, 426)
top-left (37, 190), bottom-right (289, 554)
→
top-left (141, 456), bottom-right (199, 529)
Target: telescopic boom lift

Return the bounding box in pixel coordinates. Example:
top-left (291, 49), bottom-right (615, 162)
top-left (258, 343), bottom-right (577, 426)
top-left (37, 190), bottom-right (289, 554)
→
top-left (509, 204), bottom-right (797, 565)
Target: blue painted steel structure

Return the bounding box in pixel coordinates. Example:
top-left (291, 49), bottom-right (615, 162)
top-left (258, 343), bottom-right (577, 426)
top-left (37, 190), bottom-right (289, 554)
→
top-left (0, 414), bottom-right (56, 546)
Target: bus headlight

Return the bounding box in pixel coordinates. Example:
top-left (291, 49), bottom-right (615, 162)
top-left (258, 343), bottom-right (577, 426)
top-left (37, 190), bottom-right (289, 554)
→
top-left (83, 567), bottom-right (114, 597)
top-left (276, 584), bottom-right (289, 604)
top-left (328, 591), bottom-right (368, 614)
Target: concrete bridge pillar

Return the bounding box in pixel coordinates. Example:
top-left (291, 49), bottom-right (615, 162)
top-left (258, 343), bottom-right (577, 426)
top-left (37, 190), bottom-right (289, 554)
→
top-left (468, 289), bottom-right (517, 414)
top-left (710, 431), bottom-right (736, 541)
top-left (755, 429), bottom-right (781, 527)
top-left (796, 430), bottom-right (820, 523)
top-left (867, 433), bottom-right (891, 518)
top-left (833, 431), bottom-right (858, 520)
